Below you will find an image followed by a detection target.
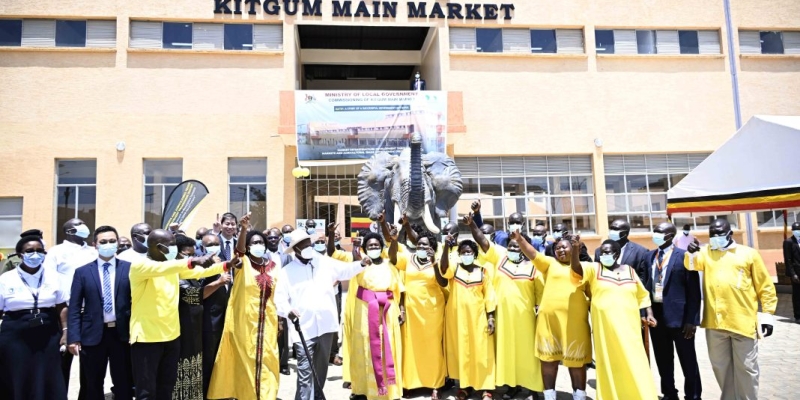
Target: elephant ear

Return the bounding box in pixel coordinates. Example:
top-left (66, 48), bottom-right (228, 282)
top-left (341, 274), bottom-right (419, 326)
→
top-left (357, 152), bottom-right (397, 220)
top-left (422, 152), bottom-right (463, 218)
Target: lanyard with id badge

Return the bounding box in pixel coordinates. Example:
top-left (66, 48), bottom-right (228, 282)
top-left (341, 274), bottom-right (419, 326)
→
top-left (18, 270), bottom-right (46, 328)
top-left (653, 249), bottom-right (672, 303)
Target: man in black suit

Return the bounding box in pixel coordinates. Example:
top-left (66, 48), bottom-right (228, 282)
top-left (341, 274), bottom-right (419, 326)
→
top-left (783, 221), bottom-right (800, 322)
top-left (67, 225), bottom-right (133, 400)
top-left (644, 222), bottom-right (702, 400)
top-left (594, 219), bottom-right (650, 283)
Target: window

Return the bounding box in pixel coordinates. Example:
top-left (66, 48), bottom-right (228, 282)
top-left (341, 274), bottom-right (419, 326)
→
top-left (0, 19), bottom-right (115, 48)
top-left (229, 159), bottom-right (268, 230)
top-left (56, 160), bottom-right (97, 244)
top-left (596, 29), bottom-right (720, 55)
top-left (757, 210), bottom-right (798, 228)
top-left (296, 163), bottom-right (365, 238)
top-left (450, 27), bottom-right (584, 54)
top-left (163, 22), bottom-right (192, 49)
top-left (455, 156), bottom-right (596, 234)
top-left (739, 30), bottom-right (800, 55)
top-left (144, 160), bottom-right (183, 230)
top-left (0, 198), bottom-right (23, 252)
top-left (476, 28), bottom-right (502, 53)
top-left (130, 21), bottom-right (281, 51)
top-left (604, 153), bottom-right (736, 232)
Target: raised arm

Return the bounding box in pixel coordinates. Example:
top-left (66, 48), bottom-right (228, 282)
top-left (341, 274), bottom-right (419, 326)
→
top-left (471, 199), bottom-right (484, 228)
top-left (376, 212), bottom-right (393, 244)
top-left (235, 213), bottom-right (250, 256)
top-left (464, 212), bottom-right (490, 253)
top-left (401, 215), bottom-right (418, 245)
top-left (569, 236), bottom-right (584, 278)
top-left (326, 222), bottom-right (337, 257)
top-left (388, 225), bottom-right (400, 266)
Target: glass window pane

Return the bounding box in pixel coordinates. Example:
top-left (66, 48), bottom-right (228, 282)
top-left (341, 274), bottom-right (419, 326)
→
top-left (479, 217), bottom-right (506, 233)
top-left (77, 186), bottom-right (96, 233)
top-left (629, 214), bottom-right (650, 232)
top-left (626, 174), bottom-right (648, 193)
top-left (604, 175), bottom-right (625, 194)
top-left (224, 24), bottom-right (253, 50)
top-left (637, 30), bottom-right (656, 54)
top-left (0, 198), bottom-right (23, 216)
top-left (56, 187), bottom-right (77, 244)
top-left (678, 30), bottom-right (699, 54)
top-left (530, 29), bottom-right (556, 53)
top-left (476, 28), bottom-right (502, 53)
top-left (527, 196), bottom-right (549, 215)
top-left (647, 174), bottom-right (668, 192)
top-left (606, 194), bottom-right (627, 212)
top-left (571, 175), bottom-right (593, 194)
top-left (144, 160), bottom-right (183, 184)
top-left (650, 193), bottom-right (667, 212)
top-left (756, 211), bottom-right (776, 227)
top-left (502, 197), bottom-right (526, 215)
top-left (669, 173), bottom-right (687, 188)
top-left (144, 185), bottom-right (163, 229)
top-left (694, 215), bottom-right (712, 230)
top-left (672, 217), bottom-right (695, 231)
top-left (549, 176), bottom-right (571, 195)
top-left (550, 196), bottom-right (573, 214)
top-left (608, 214), bottom-right (629, 228)
top-left (595, 29), bottom-right (615, 54)
top-left (229, 158), bottom-right (267, 183)
top-left (526, 177), bottom-right (548, 194)
top-left (574, 215), bottom-right (596, 234)
top-left (163, 22), bottom-right (192, 49)
top-left (55, 20), bottom-right (86, 47)
top-left (57, 160), bottom-right (97, 185)
top-left (502, 177), bottom-right (525, 196)
top-left (229, 184), bottom-right (248, 220)
top-left (760, 31), bottom-right (784, 54)
top-left (0, 198), bottom-right (23, 250)
top-left (479, 177), bottom-right (502, 196)
top-left (248, 184), bottom-right (268, 230)
top-left (0, 20), bottom-right (23, 47)
top-left (572, 195), bottom-right (595, 214)
top-left (647, 214), bottom-right (669, 231)
top-left (628, 194), bottom-right (650, 212)
top-left (462, 178), bottom-right (479, 194)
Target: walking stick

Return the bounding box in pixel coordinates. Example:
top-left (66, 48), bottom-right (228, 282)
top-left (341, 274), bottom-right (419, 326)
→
top-left (290, 314), bottom-right (328, 400)
top-left (642, 320), bottom-right (651, 364)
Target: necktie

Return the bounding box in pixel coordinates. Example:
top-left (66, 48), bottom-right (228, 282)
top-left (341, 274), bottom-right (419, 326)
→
top-left (102, 262), bottom-right (113, 314)
top-left (224, 240), bottom-right (231, 261)
top-left (654, 249), bottom-right (664, 283)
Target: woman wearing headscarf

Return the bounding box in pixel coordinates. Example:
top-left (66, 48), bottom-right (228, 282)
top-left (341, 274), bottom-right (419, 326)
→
top-left (0, 235), bottom-right (69, 400)
top-left (208, 213), bottom-right (279, 400)
top-left (570, 238), bottom-right (658, 400)
top-left (512, 230), bottom-right (591, 400)
top-left (173, 234), bottom-right (207, 400)
top-left (349, 229), bottom-right (405, 400)
top-left (437, 236), bottom-right (496, 400)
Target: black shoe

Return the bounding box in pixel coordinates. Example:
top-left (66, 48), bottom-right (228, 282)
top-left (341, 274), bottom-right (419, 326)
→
top-left (280, 367), bottom-right (290, 375)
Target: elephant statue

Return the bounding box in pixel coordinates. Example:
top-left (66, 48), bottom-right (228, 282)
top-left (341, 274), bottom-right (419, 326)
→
top-left (357, 132), bottom-right (462, 234)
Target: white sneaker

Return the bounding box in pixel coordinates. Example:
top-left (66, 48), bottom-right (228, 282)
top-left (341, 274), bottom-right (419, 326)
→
top-left (573, 389), bottom-right (586, 400)
top-left (543, 389), bottom-right (557, 400)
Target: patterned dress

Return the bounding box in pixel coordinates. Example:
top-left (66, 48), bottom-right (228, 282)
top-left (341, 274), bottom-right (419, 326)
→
top-left (174, 279), bottom-right (204, 400)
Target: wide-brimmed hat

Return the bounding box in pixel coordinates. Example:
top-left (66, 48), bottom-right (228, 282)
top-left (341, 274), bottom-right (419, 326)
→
top-left (284, 229), bottom-right (312, 254)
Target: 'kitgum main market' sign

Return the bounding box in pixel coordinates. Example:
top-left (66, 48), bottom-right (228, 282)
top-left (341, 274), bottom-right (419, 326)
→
top-left (214, 0), bottom-right (515, 20)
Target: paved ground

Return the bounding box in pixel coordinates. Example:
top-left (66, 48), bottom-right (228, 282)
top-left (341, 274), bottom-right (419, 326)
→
top-left (69, 292), bottom-right (799, 400)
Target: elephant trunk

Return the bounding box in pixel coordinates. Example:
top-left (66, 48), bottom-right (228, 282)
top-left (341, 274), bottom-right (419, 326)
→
top-left (408, 133), bottom-right (424, 215)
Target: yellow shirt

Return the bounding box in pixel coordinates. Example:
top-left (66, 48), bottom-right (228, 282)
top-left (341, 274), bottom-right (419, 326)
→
top-left (684, 244), bottom-right (777, 338)
top-left (130, 258), bottom-right (227, 343)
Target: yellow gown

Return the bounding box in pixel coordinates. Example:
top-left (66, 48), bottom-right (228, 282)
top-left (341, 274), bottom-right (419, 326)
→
top-left (573, 262), bottom-right (657, 400)
top-left (207, 257), bottom-right (279, 400)
top-left (443, 258), bottom-right (496, 391)
top-left (332, 249), bottom-right (359, 383)
top-left (483, 245), bottom-right (545, 392)
top-left (350, 260), bottom-right (404, 400)
top-left (531, 253), bottom-right (592, 367)
top-left (396, 253), bottom-right (446, 390)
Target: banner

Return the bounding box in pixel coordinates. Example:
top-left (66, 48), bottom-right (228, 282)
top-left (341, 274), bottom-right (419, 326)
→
top-left (295, 90), bottom-right (447, 161)
top-left (162, 180), bottom-right (210, 230)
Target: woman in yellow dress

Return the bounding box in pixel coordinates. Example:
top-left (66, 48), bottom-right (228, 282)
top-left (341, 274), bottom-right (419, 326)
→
top-left (436, 236), bottom-right (496, 400)
top-left (390, 230), bottom-right (446, 399)
top-left (208, 214), bottom-right (279, 400)
top-left (349, 231), bottom-right (405, 400)
top-left (512, 231), bottom-right (591, 400)
top-left (570, 238), bottom-right (658, 400)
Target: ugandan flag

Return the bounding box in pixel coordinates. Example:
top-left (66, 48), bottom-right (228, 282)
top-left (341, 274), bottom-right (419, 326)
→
top-left (667, 188), bottom-right (800, 215)
top-left (351, 215), bottom-right (372, 230)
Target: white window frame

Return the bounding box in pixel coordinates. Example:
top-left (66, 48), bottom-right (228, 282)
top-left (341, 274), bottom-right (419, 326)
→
top-left (0, 197), bottom-right (24, 251)
top-left (143, 159), bottom-right (183, 229)
top-left (55, 159), bottom-right (97, 243)
top-left (228, 158), bottom-right (269, 229)
top-left (130, 20), bottom-right (282, 51)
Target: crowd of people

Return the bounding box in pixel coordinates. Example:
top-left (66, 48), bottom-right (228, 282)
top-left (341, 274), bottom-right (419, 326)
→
top-left (0, 198), bottom-right (780, 400)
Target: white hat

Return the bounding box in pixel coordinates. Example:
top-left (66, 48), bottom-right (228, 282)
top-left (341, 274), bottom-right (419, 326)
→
top-left (284, 229), bottom-right (312, 254)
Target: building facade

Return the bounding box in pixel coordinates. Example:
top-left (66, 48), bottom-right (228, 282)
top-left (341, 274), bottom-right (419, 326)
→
top-left (1, 0), bottom-right (799, 269)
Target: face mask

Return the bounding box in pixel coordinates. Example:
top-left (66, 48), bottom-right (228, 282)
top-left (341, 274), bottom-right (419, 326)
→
top-left (460, 254), bottom-right (475, 265)
top-left (683, 231), bottom-right (690, 236)
top-left (507, 251), bottom-right (521, 262)
top-left (509, 224), bottom-right (522, 233)
top-left (367, 249), bottom-right (382, 260)
top-left (250, 244), bottom-right (266, 258)
top-left (162, 245), bottom-right (178, 261)
top-left (406, 241), bottom-right (417, 250)
top-left (553, 231), bottom-right (562, 240)
top-left (23, 253), bottom-right (44, 268)
top-left (98, 243), bottom-right (118, 258)
top-left (608, 230), bottom-right (621, 241)
top-left (710, 235), bottom-right (729, 250)
top-left (794, 230), bottom-right (800, 239)
top-left (283, 235), bottom-right (292, 244)
top-left (205, 246), bottom-right (220, 256)
top-left (334, 241), bottom-right (341, 248)
top-left (307, 228), bottom-right (317, 235)
top-left (415, 73), bottom-right (420, 79)
top-left (416, 249), bottom-right (428, 260)
top-left (531, 235), bottom-right (544, 245)
top-left (73, 224), bottom-right (90, 239)
top-left (313, 243), bottom-right (326, 253)
top-left (599, 254), bottom-right (615, 267)
top-left (652, 233), bottom-right (666, 247)
top-left (195, 239), bottom-right (202, 248)
top-left (299, 247), bottom-right (315, 260)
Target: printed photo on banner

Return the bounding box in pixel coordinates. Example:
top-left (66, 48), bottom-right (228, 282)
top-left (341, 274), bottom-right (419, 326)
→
top-left (295, 90), bottom-right (448, 161)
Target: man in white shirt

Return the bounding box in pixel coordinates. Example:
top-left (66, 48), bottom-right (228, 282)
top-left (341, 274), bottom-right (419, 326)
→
top-left (275, 229), bottom-right (368, 400)
top-left (42, 218), bottom-right (99, 392)
top-left (117, 223), bottom-right (152, 263)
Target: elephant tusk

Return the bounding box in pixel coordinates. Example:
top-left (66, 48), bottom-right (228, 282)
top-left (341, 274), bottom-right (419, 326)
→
top-left (422, 207), bottom-right (440, 234)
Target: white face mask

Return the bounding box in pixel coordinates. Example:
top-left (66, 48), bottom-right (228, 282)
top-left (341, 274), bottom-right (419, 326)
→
top-left (250, 244), bottom-right (266, 258)
top-left (73, 224), bottom-right (90, 239)
top-left (367, 249), bottom-right (382, 260)
top-left (507, 251), bottom-right (521, 263)
top-left (98, 243), bottom-right (118, 258)
top-left (313, 243), bottom-right (327, 253)
top-left (509, 224), bottom-right (522, 233)
top-left (608, 230), bottom-right (622, 241)
top-left (205, 246), bottom-right (221, 256)
top-left (415, 249), bottom-right (428, 260)
top-left (460, 254), bottom-right (475, 265)
top-left (299, 247), bottom-right (315, 260)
